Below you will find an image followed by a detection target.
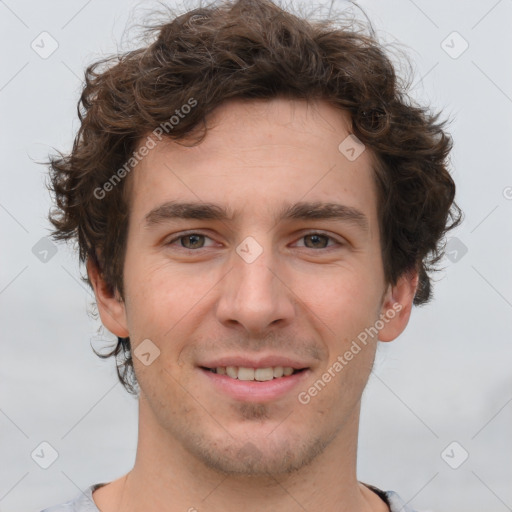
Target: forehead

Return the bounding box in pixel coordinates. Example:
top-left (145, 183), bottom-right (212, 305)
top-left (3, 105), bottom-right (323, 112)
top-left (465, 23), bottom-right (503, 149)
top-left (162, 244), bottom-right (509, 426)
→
top-left (127, 98), bottom-right (379, 231)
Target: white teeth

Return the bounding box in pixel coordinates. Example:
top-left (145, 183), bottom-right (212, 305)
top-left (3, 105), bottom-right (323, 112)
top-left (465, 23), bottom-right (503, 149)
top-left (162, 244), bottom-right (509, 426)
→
top-left (273, 366), bottom-right (284, 378)
top-left (254, 368), bottom-right (274, 381)
top-left (212, 366), bottom-right (298, 380)
top-left (238, 367), bottom-right (255, 381)
top-left (226, 366), bottom-right (237, 379)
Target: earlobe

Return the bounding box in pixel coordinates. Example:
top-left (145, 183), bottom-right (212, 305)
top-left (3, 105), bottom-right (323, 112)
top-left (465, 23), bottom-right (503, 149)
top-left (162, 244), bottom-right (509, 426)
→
top-left (86, 257), bottom-right (129, 338)
top-left (378, 269), bottom-right (419, 342)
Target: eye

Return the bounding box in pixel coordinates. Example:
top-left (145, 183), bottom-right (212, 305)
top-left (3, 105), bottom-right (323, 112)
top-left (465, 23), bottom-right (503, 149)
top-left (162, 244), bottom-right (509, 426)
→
top-left (166, 232), bottom-right (215, 250)
top-left (294, 232), bottom-right (341, 249)
top-left (165, 231), bottom-right (342, 251)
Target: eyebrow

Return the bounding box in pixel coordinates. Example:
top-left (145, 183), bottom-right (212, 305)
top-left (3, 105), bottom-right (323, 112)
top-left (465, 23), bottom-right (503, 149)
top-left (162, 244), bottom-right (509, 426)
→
top-left (144, 200), bottom-right (369, 232)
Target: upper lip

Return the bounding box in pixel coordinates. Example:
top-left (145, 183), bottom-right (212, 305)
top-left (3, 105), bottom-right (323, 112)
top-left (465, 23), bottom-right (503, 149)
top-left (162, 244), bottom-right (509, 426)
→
top-left (198, 355), bottom-right (311, 370)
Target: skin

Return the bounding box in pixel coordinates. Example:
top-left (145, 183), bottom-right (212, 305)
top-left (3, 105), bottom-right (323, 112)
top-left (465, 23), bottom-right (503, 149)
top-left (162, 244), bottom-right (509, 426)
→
top-left (88, 97), bottom-right (418, 512)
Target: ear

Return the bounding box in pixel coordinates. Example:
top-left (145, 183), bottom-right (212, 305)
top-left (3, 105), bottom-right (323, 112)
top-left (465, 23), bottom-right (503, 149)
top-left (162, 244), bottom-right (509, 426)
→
top-left (86, 257), bottom-right (129, 338)
top-left (377, 268), bottom-right (419, 342)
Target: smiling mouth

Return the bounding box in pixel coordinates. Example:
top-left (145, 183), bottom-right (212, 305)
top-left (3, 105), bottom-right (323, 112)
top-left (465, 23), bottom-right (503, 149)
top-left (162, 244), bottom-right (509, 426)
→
top-left (201, 366), bottom-right (307, 381)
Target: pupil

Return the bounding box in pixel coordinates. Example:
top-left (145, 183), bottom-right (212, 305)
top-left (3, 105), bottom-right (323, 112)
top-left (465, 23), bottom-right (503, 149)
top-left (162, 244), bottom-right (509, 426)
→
top-left (184, 234), bottom-right (203, 248)
top-left (307, 234), bottom-right (326, 248)
top-left (181, 234), bottom-right (326, 249)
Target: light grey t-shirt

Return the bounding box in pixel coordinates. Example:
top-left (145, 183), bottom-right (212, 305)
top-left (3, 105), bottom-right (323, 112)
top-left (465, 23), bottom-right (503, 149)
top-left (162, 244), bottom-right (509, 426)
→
top-left (40, 482), bottom-right (419, 511)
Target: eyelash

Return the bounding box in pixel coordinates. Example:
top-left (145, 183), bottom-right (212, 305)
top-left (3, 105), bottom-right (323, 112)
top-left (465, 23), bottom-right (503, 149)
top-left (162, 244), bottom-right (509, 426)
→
top-left (165, 231), bottom-right (342, 251)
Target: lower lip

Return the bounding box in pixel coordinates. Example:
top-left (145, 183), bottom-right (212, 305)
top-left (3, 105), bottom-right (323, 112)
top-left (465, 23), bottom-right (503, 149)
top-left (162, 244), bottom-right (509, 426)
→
top-left (199, 368), bottom-right (310, 402)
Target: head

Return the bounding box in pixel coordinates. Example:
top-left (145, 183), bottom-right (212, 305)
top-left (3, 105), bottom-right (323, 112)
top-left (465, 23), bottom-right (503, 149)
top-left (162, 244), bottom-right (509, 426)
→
top-left (47, 0), bottom-right (461, 476)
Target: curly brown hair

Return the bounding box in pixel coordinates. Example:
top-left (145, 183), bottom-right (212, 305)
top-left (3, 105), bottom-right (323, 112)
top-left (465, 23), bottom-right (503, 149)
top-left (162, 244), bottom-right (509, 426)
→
top-left (47, 0), bottom-right (462, 395)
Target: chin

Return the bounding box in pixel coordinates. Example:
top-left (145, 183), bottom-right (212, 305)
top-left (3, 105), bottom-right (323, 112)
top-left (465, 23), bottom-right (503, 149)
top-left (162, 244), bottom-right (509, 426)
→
top-left (186, 429), bottom-right (335, 477)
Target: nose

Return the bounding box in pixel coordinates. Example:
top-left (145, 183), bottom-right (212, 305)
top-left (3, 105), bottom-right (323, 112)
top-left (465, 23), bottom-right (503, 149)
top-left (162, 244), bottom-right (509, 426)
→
top-left (215, 240), bottom-right (296, 335)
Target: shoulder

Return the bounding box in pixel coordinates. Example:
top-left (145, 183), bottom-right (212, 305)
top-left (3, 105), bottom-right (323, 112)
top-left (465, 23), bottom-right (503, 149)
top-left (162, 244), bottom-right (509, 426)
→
top-left (362, 482), bottom-right (419, 512)
top-left (39, 484), bottom-right (106, 512)
top-left (385, 490), bottom-right (420, 512)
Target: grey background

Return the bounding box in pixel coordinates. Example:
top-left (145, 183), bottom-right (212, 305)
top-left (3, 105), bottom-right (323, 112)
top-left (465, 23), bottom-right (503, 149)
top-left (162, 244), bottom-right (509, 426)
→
top-left (0, 1), bottom-right (511, 511)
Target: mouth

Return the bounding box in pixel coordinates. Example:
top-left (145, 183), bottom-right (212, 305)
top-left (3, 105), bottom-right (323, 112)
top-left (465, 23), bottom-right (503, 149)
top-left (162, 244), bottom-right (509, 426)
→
top-left (198, 363), bottom-right (310, 401)
top-left (201, 366), bottom-right (307, 381)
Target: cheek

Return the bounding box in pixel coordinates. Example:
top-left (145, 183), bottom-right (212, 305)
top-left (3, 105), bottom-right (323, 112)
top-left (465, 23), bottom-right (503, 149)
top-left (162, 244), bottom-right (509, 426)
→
top-left (122, 259), bottom-right (183, 339)
top-left (123, 259), bottom-right (215, 370)
top-left (298, 270), bottom-right (383, 383)
top-left (300, 265), bottom-right (381, 328)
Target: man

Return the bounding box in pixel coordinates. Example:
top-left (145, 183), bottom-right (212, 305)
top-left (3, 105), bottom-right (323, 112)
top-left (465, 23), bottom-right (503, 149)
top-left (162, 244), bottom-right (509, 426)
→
top-left (42, 0), bottom-right (461, 510)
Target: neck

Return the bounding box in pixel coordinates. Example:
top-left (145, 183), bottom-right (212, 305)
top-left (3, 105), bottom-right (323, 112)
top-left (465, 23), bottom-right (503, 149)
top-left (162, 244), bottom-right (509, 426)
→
top-left (94, 397), bottom-right (387, 512)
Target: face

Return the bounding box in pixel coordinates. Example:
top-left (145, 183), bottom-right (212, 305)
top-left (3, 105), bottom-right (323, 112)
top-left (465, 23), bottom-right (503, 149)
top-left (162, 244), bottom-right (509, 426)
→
top-left (91, 98), bottom-right (417, 477)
